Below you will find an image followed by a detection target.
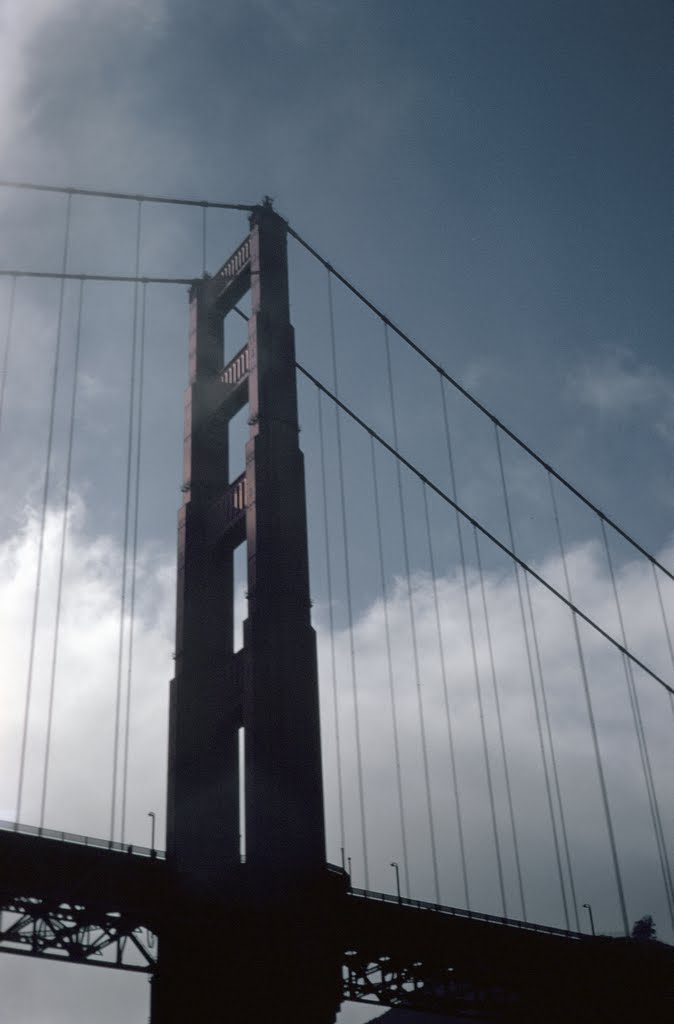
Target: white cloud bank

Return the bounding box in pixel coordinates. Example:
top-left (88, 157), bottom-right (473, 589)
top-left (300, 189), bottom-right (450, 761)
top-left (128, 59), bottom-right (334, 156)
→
top-left (0, 501), bottom-right (672, 1021)
top-left (1, 501), bottom-right (671, 918)
top-left (0, 498), bottom-right (173, 840)
top-left (317, 535), bottom-right (674, 938)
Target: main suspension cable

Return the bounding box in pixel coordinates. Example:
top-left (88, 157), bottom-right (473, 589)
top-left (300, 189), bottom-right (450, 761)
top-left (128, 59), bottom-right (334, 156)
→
top-left (0, 270), bottom-right (196, 286)
top-left (287, 226), bottom-right (673, 584)
top-left (3, 188), bottom-right (669, 583)
top-left (16, 194), bottom-right (72, 825)
top-left (294, 362), bottom-right (674, 701)
top-left (0, 179), bottom-right (255, 211)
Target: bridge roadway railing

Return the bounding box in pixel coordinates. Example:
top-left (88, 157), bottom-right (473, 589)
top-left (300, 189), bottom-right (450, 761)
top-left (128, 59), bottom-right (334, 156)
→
top-left (0, 819), bottom-right (164, 860)
top-left (1, 822), bottom-right (671, 1019)
top-left (346, 882), bottom-right (585, 940)
top-left (0, 822), bottom-right (586, 941)
top-left (339, 886), bottom-right (673, 1021)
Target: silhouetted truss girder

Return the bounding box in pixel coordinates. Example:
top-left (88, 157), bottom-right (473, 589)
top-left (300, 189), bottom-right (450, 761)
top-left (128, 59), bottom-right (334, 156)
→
top-left (0, 895), bottom-right (157, 972)
top-left (342, 951), bottom-right (515, 1017)
top-left (339, 894), bottom-right (674, 1021)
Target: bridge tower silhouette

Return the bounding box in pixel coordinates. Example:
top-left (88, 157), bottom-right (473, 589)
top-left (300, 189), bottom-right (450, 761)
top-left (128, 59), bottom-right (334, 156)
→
top-left (158, 201), bottom-right (339, 1021)
top-left (0, 186), bottom-right (672, 1023)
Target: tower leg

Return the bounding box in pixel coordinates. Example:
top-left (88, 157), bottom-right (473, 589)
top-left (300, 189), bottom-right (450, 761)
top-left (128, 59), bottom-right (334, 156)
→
top-left (161, 203), bottom-right (340, 1022)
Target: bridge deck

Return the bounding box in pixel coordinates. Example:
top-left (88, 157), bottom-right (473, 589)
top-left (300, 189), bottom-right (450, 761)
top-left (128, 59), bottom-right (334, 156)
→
top-left (1, 822), bottom-right (671, 1020)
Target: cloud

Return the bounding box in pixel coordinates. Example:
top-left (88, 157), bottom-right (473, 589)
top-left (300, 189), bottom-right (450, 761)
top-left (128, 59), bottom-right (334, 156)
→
top-left (0, 1), bottom-right (165, 157)
top-left (0, 488), bottom-right (672, 1020)
top-left (0, 498), bottom-right (389, 1021)
top-left (0, 5), bottom-right (669, 1022)
top-left (570, 347), bottom-right (674, 445)
top-left (315, 535), bottom-right (674, 938)
top-left (2, 500), bottom-right (672, 934)
top-left (0, 497), bottom-right (172, 839)
top-left (0, 0), bottom-right (174, 193)
top-left (246, 0), bottom-right (339, 46)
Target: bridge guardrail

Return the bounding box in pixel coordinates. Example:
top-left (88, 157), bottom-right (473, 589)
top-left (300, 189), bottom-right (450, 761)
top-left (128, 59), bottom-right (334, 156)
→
top-left (348, 884), bottom-right (586, 941)
top-left (0, 819), bottom-right (165, 860)
top-left (0, 825), bottom-right (592, 940)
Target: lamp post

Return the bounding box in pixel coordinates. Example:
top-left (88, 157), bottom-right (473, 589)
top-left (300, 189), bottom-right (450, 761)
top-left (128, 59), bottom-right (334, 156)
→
top-left (148, 811), bottom-right (156, 852)
top-left (390, 861), bottom-right (401, 903)
top-left (582, 902), bottom-right (596, 936)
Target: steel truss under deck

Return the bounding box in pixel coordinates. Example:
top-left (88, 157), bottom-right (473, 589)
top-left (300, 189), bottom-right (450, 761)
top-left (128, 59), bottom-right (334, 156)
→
top-left (0, 896), bottom-right (155, 972)
top-left (1, 826), bottom-right (672, 1022)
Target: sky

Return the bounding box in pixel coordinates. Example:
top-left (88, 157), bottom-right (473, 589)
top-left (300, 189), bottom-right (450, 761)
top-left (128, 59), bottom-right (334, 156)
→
top-left (0, 1), bottom-right (672, 1021)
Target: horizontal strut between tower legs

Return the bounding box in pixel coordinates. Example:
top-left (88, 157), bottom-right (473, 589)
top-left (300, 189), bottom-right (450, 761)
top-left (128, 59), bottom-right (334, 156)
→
top-left (0, 894), bottom-right (157, 972)
top-left (203, 233), bottom-right (252, 314)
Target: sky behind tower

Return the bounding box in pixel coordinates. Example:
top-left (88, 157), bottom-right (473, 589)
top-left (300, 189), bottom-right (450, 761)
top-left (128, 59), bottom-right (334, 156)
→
top-left (0, 2), bottom-right (671, 1021)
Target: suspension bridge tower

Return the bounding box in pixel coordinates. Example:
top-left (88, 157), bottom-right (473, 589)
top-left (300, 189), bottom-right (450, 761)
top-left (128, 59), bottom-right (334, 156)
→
top-left (153, 201), bottom-right (342, 1022)
top-left (1, 182), bottom-right (672, 1023)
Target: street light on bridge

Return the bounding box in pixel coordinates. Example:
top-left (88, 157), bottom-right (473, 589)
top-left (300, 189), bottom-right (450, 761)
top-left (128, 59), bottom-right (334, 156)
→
top-left (582, 902), bottom-right (596, 936)
top-left (390, 861), bottom-right (401, 903)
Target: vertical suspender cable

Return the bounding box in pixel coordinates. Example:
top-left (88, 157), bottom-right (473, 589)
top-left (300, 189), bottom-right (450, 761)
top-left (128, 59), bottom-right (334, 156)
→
top-left (456, 502), bottom-right (508, 916)
top-left (437, 377), bottom-right (471, 909)
top-left (39, 277), bottom-right (85, 829)
top-left (317, 388), bottom-right (346, 862)
top-left (16, 195), bottom-right (72, 826)
top-left (652, 566), bottom-right (674, 722)
top-left (421, 476), bottom-right (470, 909)
top-left (384, 325), bottom-right (440, 904)
top-left (473, 527), bottom-right (527, 920)
top-left (120, 282), bottom-right (148, 844)
top-left (110, 200), bottom-right (143, 843)
top-left (327, 270), bottom-right (369, 887)
top-left (201, 204), bottom-right (207, 277)
top-left (371, 434), bottom-right (411, 896)
top-left (494, 424), bottom-right (571, 929)
top-left (548, 474), bottom-right (629, 935)
top-left (521, 555), bottom-right (580, 930)
top-left (0, 275), bottom-right (17, 443)
top-left (600, 520), bottom-right (673, 924)
top-left (437, 378), bottom-right (505, 914)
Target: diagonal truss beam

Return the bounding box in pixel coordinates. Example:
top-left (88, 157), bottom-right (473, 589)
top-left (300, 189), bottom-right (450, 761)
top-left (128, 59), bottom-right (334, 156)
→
top-left (0, 896), bottom-right (156, 972)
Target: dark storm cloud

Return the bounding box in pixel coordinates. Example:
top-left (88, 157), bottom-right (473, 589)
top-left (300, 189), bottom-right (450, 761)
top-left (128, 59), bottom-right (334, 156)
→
top-left (1, 3), bottom-right (672, 1022)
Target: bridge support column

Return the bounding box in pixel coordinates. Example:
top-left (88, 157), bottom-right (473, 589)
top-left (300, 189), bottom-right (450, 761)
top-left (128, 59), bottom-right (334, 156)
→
top-left (156, 202), bottom-right (340, 1022)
